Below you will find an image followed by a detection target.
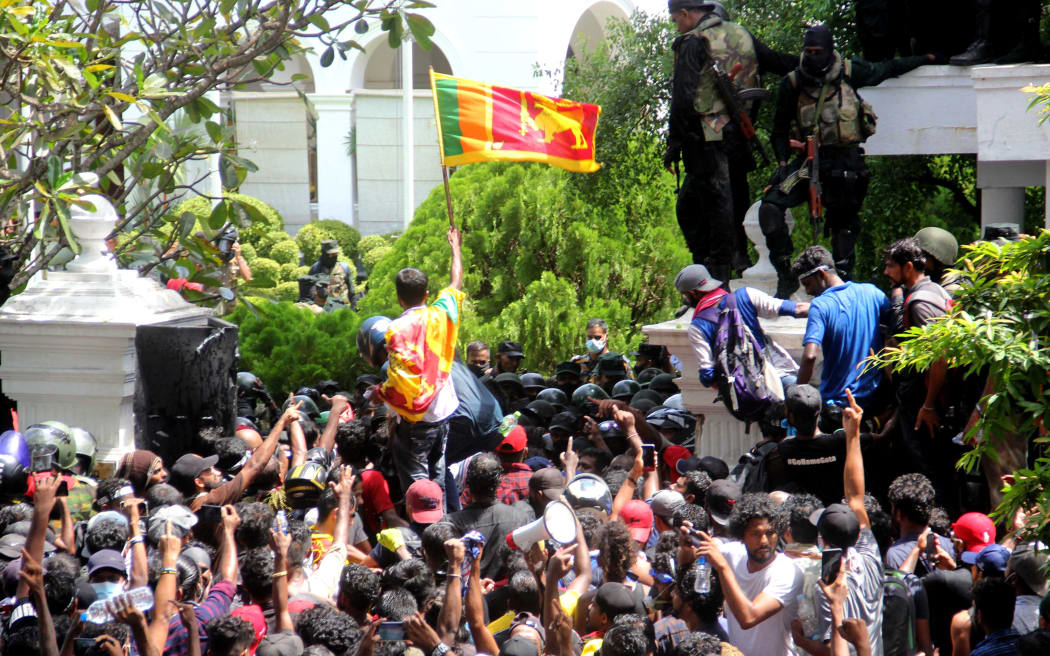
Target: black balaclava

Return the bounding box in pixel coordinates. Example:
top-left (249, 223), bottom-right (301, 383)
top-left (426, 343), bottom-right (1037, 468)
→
top-left (801, 25), bottom-right (835, 80)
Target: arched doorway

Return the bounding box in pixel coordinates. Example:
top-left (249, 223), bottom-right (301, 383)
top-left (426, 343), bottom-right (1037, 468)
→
top-left (567, 1), bottom-right (631, 61)
top-left (363, 41), bottom-right (452, 89)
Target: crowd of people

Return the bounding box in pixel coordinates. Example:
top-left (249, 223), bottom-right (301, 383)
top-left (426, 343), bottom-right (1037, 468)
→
top-left (0, 4), bottom-right (1045, 656)
top-left (0, 195), bottom-right (1043, 656)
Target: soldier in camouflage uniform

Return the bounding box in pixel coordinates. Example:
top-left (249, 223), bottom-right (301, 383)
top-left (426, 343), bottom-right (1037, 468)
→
top-left (665, 0), bottom-right (796, 284)
top-left (759, 25), bottom-right (934, 297)
top-left (308, 240), bottom-right (353, 308)
top-left (67, 427), bottom-right (97, 522)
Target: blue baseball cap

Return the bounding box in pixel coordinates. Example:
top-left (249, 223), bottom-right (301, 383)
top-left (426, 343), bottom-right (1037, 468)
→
top-left (963, 543), bottom-right (1010, 576)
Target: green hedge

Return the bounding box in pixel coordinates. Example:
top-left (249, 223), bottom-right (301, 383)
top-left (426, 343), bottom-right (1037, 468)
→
top-left (173, 193), bottom-right (284, 247)
top-left (269, 240), bottom-right (301, 265)
top-left (228, 302), bottom-right (364, 396)
top-left (296, 220), bottom-right (362, 264)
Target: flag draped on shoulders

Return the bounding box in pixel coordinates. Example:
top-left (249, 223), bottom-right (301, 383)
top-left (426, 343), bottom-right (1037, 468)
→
top-left (430, 71), bottom-right (601, 173)
top-left (377, 287), bottom-right (465, 422)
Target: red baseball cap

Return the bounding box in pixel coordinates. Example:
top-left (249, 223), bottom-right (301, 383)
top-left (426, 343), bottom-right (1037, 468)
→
top-left (406, 479), bottom-right (444, 524)
top-left (952, 512), bottom-right (996, 553)
top-left (662, 445), bottom-right (691, 476)
top-left (497, 425), bottom-right (527, 454)
top-left (620, 499), bottom-right (653, 543)
top-left (231, 604), bottom-right (267, 655)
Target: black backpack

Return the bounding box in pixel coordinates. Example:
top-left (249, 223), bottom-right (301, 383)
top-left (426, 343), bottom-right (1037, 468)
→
top-left (882, 569), bottom-right (918, 656)
top-left (730, 440), bottom-right (778, 493)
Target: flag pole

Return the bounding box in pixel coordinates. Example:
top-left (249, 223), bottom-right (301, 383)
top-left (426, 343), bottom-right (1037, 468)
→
top-left (429, 67), bottom-right (456, 230)
top-left (441, 166), bottom-right (456, 230)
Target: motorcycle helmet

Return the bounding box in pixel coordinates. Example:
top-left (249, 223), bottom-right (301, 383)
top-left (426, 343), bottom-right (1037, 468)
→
top-left (23, 423), bottom-right (77, 471)
top-left (564, 473), bottom-right (613, 514)
top-left (536, 388), bottom-right (568, 406)
top-left (69, 427), bottom-right (97, 474)
top-left (519, 373), bottom-right (548, 393)
top-left (645, 407), bottom-right (697, 445)
top-left (284, 461), bottom-right (329, 509)
top-left (0, 431), bottom-right (30, 469)
top-left (282, 395), bottom-right (321, 421)
top-left (357, 316), bottom-right (392, 368)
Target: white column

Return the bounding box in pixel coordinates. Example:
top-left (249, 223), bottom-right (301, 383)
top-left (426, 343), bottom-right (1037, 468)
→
top-left (980, 186), bottom-right (1025, 237)
top-left (312, 95), bottom-right (355, 226)
top-left (401, 39), bottom-right (414, 230)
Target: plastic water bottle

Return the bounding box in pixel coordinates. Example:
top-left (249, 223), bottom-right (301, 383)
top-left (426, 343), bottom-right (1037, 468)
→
top-left (275, 510), bottom-right (288, 534)
top-left (694, 556), bottom-right (711, 594)
top-left (498, 412), bottom-right (521, 437)
top-left (85, 587), bottom-right (154, 623)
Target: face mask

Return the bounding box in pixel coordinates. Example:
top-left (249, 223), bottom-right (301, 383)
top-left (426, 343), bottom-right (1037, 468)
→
top-left (585, 338), bottom-right (606, 354)
top-left (91, 581), bottom-right (122, 600)
top-left (468, 363), bottom-right (488, 377)
top-left (800, 25), bottom-right (835, 79)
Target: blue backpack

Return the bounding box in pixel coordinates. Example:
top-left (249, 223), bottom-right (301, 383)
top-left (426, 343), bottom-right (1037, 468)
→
top-left (697, 292), bottom-right (783, 421)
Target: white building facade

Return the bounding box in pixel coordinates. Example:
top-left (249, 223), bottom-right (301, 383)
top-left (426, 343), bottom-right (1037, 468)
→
top-left (231, 0), bottom-right (654, 236)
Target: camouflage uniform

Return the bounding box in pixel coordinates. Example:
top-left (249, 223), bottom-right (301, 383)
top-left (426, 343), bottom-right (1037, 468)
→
top-left (308, 240), bottom-right (353, 306)
top-left (668, 12), bottom-right (794, 282)
top-left (295, 275), bottom-right (325, 315)
top-left (66, 475), bottom-right (97, 522)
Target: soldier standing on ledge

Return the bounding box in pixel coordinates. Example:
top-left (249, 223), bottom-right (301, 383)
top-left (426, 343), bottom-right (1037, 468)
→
top-left (665, 0), bottom-right (796, 282)
top-left (309, 239), bottom-right (353, 309)
top-left (759, 25), bottom-right (934, 297)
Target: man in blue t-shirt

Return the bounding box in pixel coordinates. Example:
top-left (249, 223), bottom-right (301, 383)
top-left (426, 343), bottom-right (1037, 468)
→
top-left (791, 246), bottom-right (889, 421)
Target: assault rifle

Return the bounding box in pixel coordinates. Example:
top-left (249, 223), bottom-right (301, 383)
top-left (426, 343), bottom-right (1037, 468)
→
top-left (806, 134), bottom-right (823, 238)
top-left (710, 60), bottom-right (771, 166)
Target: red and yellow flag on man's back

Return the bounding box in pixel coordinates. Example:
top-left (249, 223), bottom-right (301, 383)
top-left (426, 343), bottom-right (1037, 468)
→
top-left (430, 71), bottom-right (601, 173)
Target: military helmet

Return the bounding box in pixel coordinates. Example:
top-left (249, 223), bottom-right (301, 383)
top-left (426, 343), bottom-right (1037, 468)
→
top-left (564, 473), bottom-right (613, 514)
top-left (69, 427), bottom-right (97, 473)
top-left (295, 387), bottom-right (321, 406)
top-left (571, 383), bottom-right (608, 407)
top-left (914, 227), bottom-right (959, 267)
top-left (23, 423), bottom-right (77, 471)
top-left (0, 431), bottom-right (30, 469)
top-left (636, 368), bottom-right (664, 387)
top-left (535, 387), bottom-right (569, 406)
top-left (357, 316), bottom-right (392, 368)
top-left (236, 372), bottom-right (261, 394)
top-left (611, 379), bottom-right (641, 402)
top-left (669, 0), bottom-right (725, 16)
top-left (283, 395), bottom-right (321, 421)
top-left (519, 373), bottom-right (547, 392)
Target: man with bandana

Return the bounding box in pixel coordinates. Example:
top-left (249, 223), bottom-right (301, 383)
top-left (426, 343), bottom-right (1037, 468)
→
top-left (308, 240), bottom-right (354, 309)
top-left (758, 25), bottom-right (935, 298)
top-left (665, 0), bottom-right (797, 285)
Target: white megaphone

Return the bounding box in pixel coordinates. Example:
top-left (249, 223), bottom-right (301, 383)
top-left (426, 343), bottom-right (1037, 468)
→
top-left (506, 500), bottom-right (578, 550)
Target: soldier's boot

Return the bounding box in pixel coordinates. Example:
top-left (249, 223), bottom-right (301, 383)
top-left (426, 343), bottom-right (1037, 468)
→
top-left (832, 228), bottom-right (858, 281)
top-left (950, 1), bottom-right (992, 66)
top-left (772, 256), bottom-right (798, 300)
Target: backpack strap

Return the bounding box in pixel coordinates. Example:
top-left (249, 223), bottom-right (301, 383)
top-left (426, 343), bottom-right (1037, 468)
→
top-left (903, 286), bottom-right (950, 329)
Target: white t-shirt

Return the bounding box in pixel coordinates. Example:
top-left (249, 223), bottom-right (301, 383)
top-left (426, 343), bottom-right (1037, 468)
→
top-left (719, 540), bottom-right (804, 656)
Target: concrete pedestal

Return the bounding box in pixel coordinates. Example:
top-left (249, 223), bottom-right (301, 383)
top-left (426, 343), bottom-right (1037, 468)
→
top-left (0, 195), bottom-right (212, 465)
top-left (644, 312), bottom-right (815, 465)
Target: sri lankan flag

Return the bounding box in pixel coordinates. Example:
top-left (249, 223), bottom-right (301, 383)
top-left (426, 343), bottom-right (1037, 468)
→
top-left (430, 71), bottom-right (601, 173)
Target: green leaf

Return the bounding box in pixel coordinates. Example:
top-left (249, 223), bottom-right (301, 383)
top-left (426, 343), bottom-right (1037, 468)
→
top-left (406, 13), bottom-right (435, 49)
top-left (141, 162), bottom-right (165, 179)
top-left (47, 156), bottom-right (60, 189)
top-left (219, 156), bottom-right (240, 190)
top-left (208, 202), bottom-right (229, 230)
top-left (205, 121), bottom-right (222, 143)
top-left (308, 14), bottom-right (330, 31)
top-left (386, 16), bottom-right (404, 49)
top-left (33, 201), bottom-right (51, 240)
top-left (53, 200), bottom-right (80, 254)
top-left (178, 211), bottom-right (197, 239)
top-left (320, 45), bottom-right (335, 68)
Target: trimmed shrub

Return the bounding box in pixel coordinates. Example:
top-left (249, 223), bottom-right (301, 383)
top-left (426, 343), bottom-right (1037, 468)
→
top-left (257, 230), bottom-right (294, 256)
top-left (239, 242), bottom-right (258, 264)
top-left (278, 262), bottom-right (301, 283)
top-left (296, 220), bottom-right (361, 264)
top-left (251, 257), bottom-right (281, 286)
top-left (362, 245), bottom-right (392, 270)
top-left (273, 281), bottom-right (299, 302)
top-left (269, 240), bottom-right (301, 266)
top-left (227, 302), bottom-right (366, 397)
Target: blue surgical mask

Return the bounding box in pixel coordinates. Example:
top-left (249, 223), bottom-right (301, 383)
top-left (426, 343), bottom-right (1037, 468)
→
top-left (90, 581), bottom-right (122, 600)
top-left (585, 338), bottom-right (606, 354)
